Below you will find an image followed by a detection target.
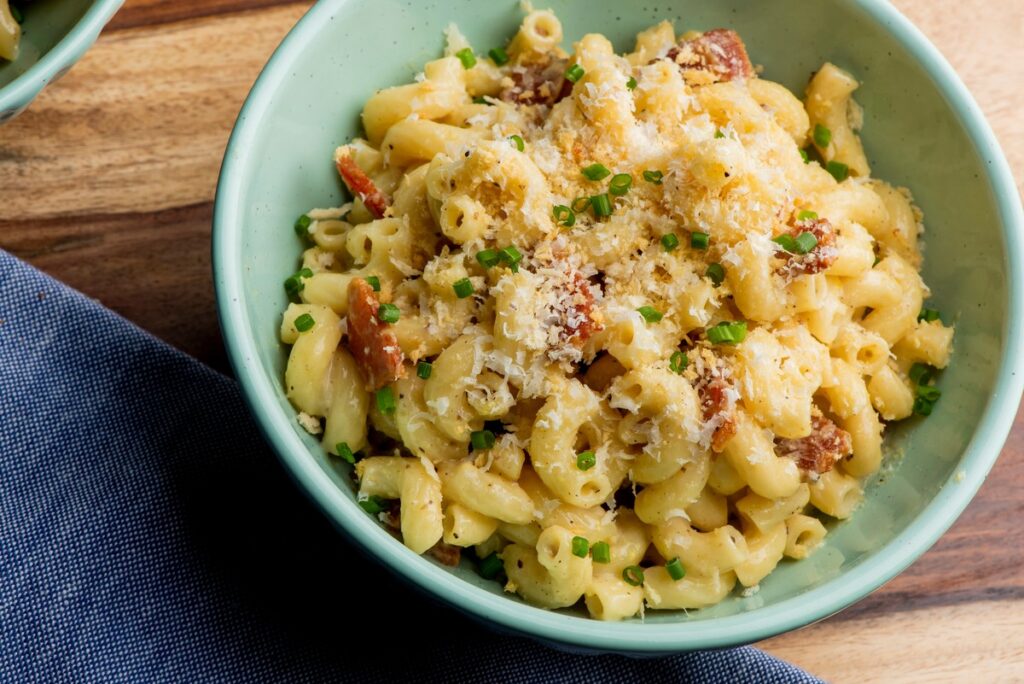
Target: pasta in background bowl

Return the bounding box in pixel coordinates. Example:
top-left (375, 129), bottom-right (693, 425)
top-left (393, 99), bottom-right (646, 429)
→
top-left (0, 0), bottom-right (123, 123)
top-left (213, 0), bottom-right (1024, 652)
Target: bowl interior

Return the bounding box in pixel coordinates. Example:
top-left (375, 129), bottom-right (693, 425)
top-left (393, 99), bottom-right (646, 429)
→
top-left (215, 0), bottom-right (1021, 651)
top-left (0, 0), bottom-right (93, 89)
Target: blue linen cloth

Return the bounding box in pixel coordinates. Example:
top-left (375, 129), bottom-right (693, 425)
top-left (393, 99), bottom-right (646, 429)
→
top-left (0, 250), bottom-right (823, 683)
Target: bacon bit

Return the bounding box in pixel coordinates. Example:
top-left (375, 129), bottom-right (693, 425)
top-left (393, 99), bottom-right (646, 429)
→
top-left (775, 217), bottom-right (839, 279)
top-left (336, 155), bottom-right (390, 219)
top-left (379, 501), bottom-right (401, 531)
top-left (559, 270), bottom-right (603, 348)
top-left (499, 57), bottom-right (574, 106)
top-left (776, 412), bottom-right (852, 475)
top-left (695, 359), bottom-right (737, 452)
top-left (427, 541), bottom-right (462, 567)
top-left (660, 29), bottom-right (755, 83)
top-left (346, 277), bottom-right (406, 391)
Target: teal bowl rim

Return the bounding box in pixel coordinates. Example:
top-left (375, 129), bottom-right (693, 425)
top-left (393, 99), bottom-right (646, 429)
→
top-left (213, 0), bottom-right (1024, 653)
top-left (0, 0), bottom-right (124, 116)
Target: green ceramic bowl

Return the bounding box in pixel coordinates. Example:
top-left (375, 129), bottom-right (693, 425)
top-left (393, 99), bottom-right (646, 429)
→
top-left (213, 0), bottom-right (1024, 653)
top-left (0, 0), bottom-right (123, 122)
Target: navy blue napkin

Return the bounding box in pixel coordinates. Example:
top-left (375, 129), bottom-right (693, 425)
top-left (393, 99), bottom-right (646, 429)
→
top-left (0, 250), bottom-right (822, 683)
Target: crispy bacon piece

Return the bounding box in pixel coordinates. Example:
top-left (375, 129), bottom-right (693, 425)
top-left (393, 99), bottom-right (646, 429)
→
top-left (427, 542), bottom-right (462, 567)
top-left (336, 154), bottom-right (390, 219)
top-left (661, 29), bottom-right (755, 83)
top-left (559, 270), bottom-right (603, 347)
top-left (346, 277), bottom-right (406, 391)
top-left (776, 413), bottom-right (853, 475)
top-left (499, 57), bottom-right (574, 106)
top-left (695, 359), bottom-right (737, 452)
top-left (775, 217), bottom-right (839, 279)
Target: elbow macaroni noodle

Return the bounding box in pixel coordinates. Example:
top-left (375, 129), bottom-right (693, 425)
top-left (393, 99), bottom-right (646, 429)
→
top-left (279, 13), bottom-right (954, 620)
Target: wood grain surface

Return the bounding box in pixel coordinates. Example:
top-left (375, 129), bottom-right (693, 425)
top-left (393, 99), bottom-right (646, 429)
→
top-left (1, 1), bottom-right (1021, 680)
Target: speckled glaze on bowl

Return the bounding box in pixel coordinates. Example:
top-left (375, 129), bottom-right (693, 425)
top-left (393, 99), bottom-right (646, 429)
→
top-left (213, 0), bottom-right (1024, 653)
top-left (0, 0), bottom-right (123, 123)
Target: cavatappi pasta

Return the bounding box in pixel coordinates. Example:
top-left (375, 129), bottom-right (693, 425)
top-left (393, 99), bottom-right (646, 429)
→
top-left (280, 12), bottom-right (954, 620)
top-left (0, 1), bottom-right (21, 62)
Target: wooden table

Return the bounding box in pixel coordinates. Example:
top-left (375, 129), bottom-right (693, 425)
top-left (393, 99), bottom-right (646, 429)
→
top-left (2, 1), bottom-right (1021, 680)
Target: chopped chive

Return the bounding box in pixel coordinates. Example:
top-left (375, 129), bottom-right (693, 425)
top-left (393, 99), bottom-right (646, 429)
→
top-left (377, 303), bottom-right (401, 324)
top-left (797, 210), bottom-right (818, 221)
top-left (591, 541), bottom-right (611, 564)
top-left (571, 196), bottom-right (591, 213)
top-left (284, 267), bottom-right (314, 297)
top-left (666, 557), bottom-right (686, 581)
top-left (918, 308), bottom-right (941, 323)
top-left (365, 275), bottom-right (381, 292)
top-left (643, 169), bottom-right (664, 184)
top-left (294, 213), bottom-right (312, 238)
top-left (472, 96), bottom-right (492, 105)
top-left (582, 163), bottom-right (611, 181)
top-left (509, 134), bottom-right (525, 152)
top-left (626, 76), bottom-right (638, 90)
top-left (553, 204), bottom-right (575, 228)
top-left (637, 306), bottom-right (663, 323)
top-left (826, 160), bottom-right (849, 182)
top-left (470, 429), bottom-right (496, 451)
top-left (661, 233), bottom-right (680, 252)
top-left (590, 193), bottom-right (613, 217)
top-left (456, 47), bottom-right (476, 69)
top-left (705, 263), bottom-right (725, 286)
top-left (358, 495), bottom-right (389, 515)
top-left (622, 565), bottom-right (645, 586)
top-left (499, 245), bottom-right (523, 272)
top-left (476, 248), bottom-right (500, 268)
top-left (453, 278), bottom-right (475, 299)
top-left (336, 442), bottom-right (356, 465)
top-left (799, 148), bottom-right (811, 163)
top-left (565, 63), bottom-right (585, 83)
top-left (690, 231), bottom-right (709, 250)
top-left (813, 123), bottom-right (832, 148)
top-left (478, 552), bottom-right (504, 579)
top-left (917, 385), bottom-right (941, 402)
top-left (375, 387), bottom-right (396, 414)
top-left (488, 46), bottom-right (509, 66)
top-left (416, 361), bottom-right (433, 380)
top-left (576, 450), bottom-right (596, 471)
top-left (294, 313), bottom-right (315, 332)
top-left (571, 536), bottom-right (590, 558)
top-left (707, 320), bottom-right (748, 345)
top-left (669, 351), bottom-right (688, 374)
top-left (609, 173), bottom-right (633, 196)
top-left (714, 129), bottom-right (725, 139)
top-left (794, 232), bottom-right (819, 254)
top-left (913, 396), bottom-right (935, 416)
top-left (773, 234), bottom-right (799, 252)
top-left (909, 363), bottom-right (933, 386)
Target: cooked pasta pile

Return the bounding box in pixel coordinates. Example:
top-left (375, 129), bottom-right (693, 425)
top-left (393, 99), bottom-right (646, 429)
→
top-left (0, 1), bottom-right (21, 62)
top-left (279, 11), bottom-right (953, 620)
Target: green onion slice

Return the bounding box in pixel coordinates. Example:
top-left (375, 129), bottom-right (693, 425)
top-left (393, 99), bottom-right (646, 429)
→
top-left (571, 196), bottom-right (591, 213)
top-left (669, 351), bottom-right (688, 374)
top-left (478, 552), bottom-right (504, 579)
top-left (666, 557), bottom-right (686, 581)
top-left (456, 47), bottom-right (476, 69)
top-left (453, 278), bottom-right (475, 299)
top-left (622, 565), bottom-right (645, 586)
top-left (799, 148), bottom-right (811, 163)
top-left (553, 204), bottom-right (575, 228)
top-left (488, 46), bottom-right (509, 66)
top-left (576, 450), bottom-right (596, 471)
top-left (813, 123), bottom-right (832, 148)
top-left (918, 308), bottom-right (941, 323)
top-left (470, 429), bottom-right (496, 451)
top-left (643, 169), bottom-right (664, 184)
top-left (690, 231), bottom-right (709, 250)
top-left (590, 193), bottom-right (613, 217)
top-left (582, 163), bottom-right (611, 181)
top-left (416, 361), bottom-right (433, 380)
top-left (294, 313), bottom-right (315, 332)
top-left (714, 129), bottom-right (726, 139)
top-left (509, 134), bottom-right (525, 152)
top-left (661, 233), bottom-right (680, 252)
top-left (358, 495), bottom-right (389, 515)
top-left (707, 321), bottom-right (748, 345)
top-left (797, 210), bottom-right (818, 221)
top-left (909, 363), bottom-right (933, 386)
top-left (375, 387), bottom-right (396, 414)
top-left (826, 160), bottom-right (849, 182)
top-left (591, 541), bottom-right (611, 564)
top-left (705, 263), bottom-right (725, 287)
top-left (794, 232), bottom-right (818, 254)
top-left (476, 248), bottom-right (500, 268)
top-left (571, 536), bottom-right (590, 558)
top-left (294, 213), bottom-right (312, 238)
top-left (377, 303), bottom-right (401, 323)
top-left (336, 442), bottom-right (357, 465)
top-left (609, 173), bottom-right (633, 196)
top-left (564, 63), bottom-right (585, 83)
top-left (626, 76), bottom-right (638, 90)
top-left (365, 275), bottom-right (381, 292)
top-left (637, 306), bottom-right (663, 323)
top-left (499, 245), bottom-right (523, 272)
